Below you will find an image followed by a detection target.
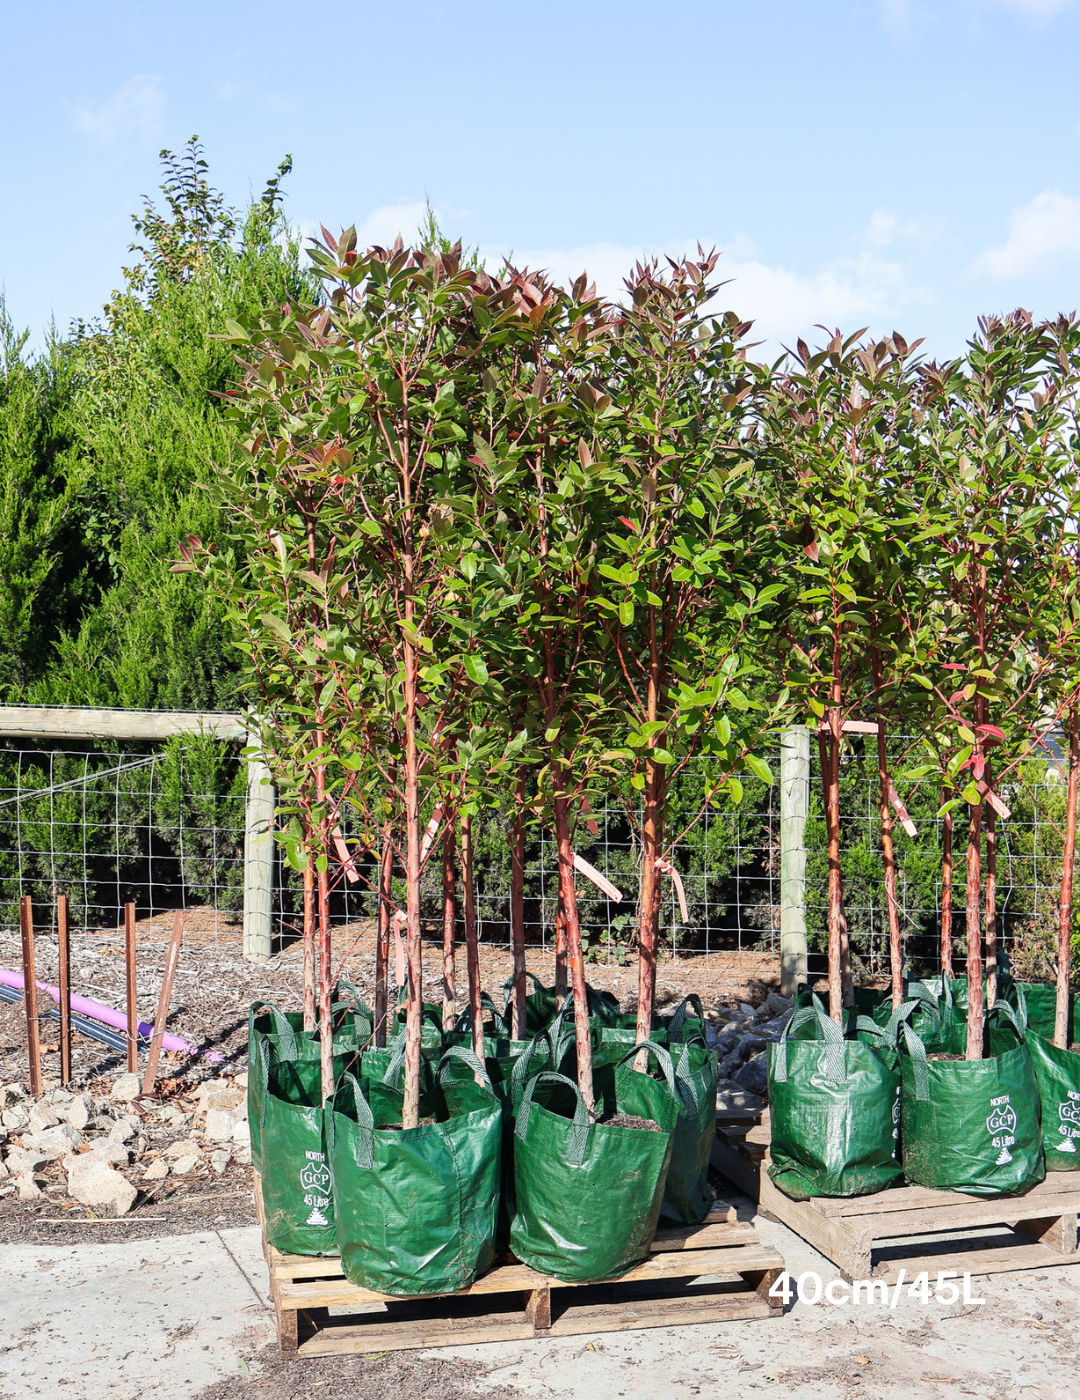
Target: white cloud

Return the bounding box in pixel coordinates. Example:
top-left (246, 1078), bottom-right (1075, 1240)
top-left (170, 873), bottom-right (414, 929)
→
top-left (481, 238), bottom-right (923, 356)
top-left (973, 189), bottom-right (1080, 277)
top-left (984, 0), bottom-right (1075, 15)
top-left (71, 75), bottom-right (165, 144)
top-left (880, 0), bottom-right (1075, 33)
top-left (356, 201), bottom-right (430, 248)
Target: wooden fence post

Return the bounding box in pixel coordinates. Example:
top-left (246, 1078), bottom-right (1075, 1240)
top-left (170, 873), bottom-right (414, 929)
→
top-left (124, 902), bottom-right (138, 1073)
top-left (142, 910), bottom-right (184, 1096)
top-left (244, 753), bottom-right (276, 964)
top-left (780, 726), bottom-right (809, 998)
top-left (19, 896), bottom-right (42, 1097)
top-left (57, 895), bottom-right (71, 1086)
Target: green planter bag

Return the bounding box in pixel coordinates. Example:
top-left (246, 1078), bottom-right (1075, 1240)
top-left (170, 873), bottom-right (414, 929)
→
top-left (900, 1001), bottom-right (1044, 1197)
top-left (509, 1044), bottom-right (680, 1283)
top-left (328, 1046), bottom-right (503, 1297)
top-left (259, 1045), bottom-right (353, 1256)
top-left (659, 1034), bottom-right (719, 1225)
top-left (1006, 982), bottom-right (1072, 1043)
top-left (1028, 1032), bottom-right (1080, 1169)
top-left (503, 972), bottom-right (559, 1035)
top-left (768, 995), bottom-right (903, 1201)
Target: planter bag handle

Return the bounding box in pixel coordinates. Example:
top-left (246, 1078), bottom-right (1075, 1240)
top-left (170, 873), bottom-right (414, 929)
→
top-left (672, 1039), bottom-right (711, 1114)
top-left (612, 1039), bottom-right (679, 1106)
top-left (250, 1001), bottom-right (298, 1063)
top-left (381, 1028), bottom-right (436, 1092)
top-left (668, 994), bottom-right (705, 1044)
top-left (858, 999), bottom-right (920, 1049)
top-left (902, 981), bottom-right (943, 1039)
top-left (514, 1069), bottom-right (592, 1167)
top-left (988, 992), bottom-right (1028, 1041)
top-left (331, 979), bottom-right (374, 1041)
top-left (509, 1022), bottom-right (563, 1105)
top-left (773, 994), bottom-right (846, 1085)
top-left (454, 992), bottom-right (508, 1037)
top-left (901, 1023), bottom-right (932, 1102)
top-left (502, 970), bottom-right (549, 1011)
top-left (437, 1043), bottom-right (496, 1095)
top-left (328, 1069), bottom-right (375, 1168)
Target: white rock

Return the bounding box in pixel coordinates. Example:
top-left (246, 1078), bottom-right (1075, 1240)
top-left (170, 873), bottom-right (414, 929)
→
top-left (107, 1118), bottom-right (137, 1145)
top-left (164, 1139), bottom-right (203, 1159)
top-left (170, 1154), bottom-right (200, 1176)
top-left (111, 1074), bottom-right (141, 1102)
top-left (234, 1071), bottom-right (249, 1090)
top-left (231, 1119), bottom-right (250, 1147)
top-left (210, 1149), bottom-right (231, 1176)
top-left (233, 1145), bottom-right (252, 1166)
top-left (0, 1157), bottom-right (7, 1179)
top-left (65, 1096), bottom-right (91, 1131)
top-left (44, 1087), bottom-right (73, 1105)
top-left (6, 1146), bottom-right (48, 1176)
top-left (142, 1157), bottom-right (168, 1181)
top-left (1, 1105), bottom-right (29, 1131)
top-left (205, 1109), bottom-right (237, 1142)
top-left (88, 1141), bottom-right (131, 1167)
top-left (28, 1105), bottom-right (60, 1133)
top-left (193, 1079), bottom-right (230, 1104)
top-left (22, 1125), bottom-right (82, 1159)
top-left (17, 1175), bottom-right (42, 1202)
top-left (65, 1155), bottom-right (137, 1217)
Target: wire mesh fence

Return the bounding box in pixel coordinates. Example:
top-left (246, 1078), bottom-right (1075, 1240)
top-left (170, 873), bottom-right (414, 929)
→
top-left (0, 733), bottom-right (1070, 981)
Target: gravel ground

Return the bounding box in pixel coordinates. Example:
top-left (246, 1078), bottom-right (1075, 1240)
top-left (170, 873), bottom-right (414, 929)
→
top-left (191, 1348), bottom-right (519, 1400)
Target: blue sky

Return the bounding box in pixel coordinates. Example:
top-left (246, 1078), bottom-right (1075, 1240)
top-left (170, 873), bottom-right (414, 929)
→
top-left (4, 0), bottom-right (1080, 360)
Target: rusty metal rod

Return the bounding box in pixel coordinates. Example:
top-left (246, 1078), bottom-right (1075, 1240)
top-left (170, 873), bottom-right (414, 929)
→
top-left (57, 895), bottom-right (71, 1086)
top-left (20, 896), bottom-right (42, 1097)
top-left (142, 910), bottom-right (184, 1096)
top-left (124, 902), bottom-right (138, 1073)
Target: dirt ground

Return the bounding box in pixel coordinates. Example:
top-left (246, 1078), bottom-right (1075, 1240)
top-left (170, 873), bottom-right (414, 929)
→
top-left (0, 912), bottom-right (780, 1247)
top-left (191, 1348), bottom-right (519, 1400)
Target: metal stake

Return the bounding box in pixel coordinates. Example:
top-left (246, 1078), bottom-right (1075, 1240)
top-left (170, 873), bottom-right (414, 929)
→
top-left (57, 894), bottom-right (71, 1086)
top-left (124, 902), bottom-right (138, 1073)
top-left (19, 895), bottom-right (42, 1097)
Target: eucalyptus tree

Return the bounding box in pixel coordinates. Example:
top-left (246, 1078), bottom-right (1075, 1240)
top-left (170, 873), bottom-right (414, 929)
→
top-left (760, 330), bottom-right (924, 1019)
top-left (597, 253), bottom-right (783, 1046)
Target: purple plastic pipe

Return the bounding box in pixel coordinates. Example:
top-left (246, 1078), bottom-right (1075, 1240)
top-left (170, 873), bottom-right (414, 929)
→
top-left (0, 966), bottom-right (222, 1062)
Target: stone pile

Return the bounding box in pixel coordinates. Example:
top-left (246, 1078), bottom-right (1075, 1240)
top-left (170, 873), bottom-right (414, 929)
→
top-left (705, 990), bottom-right (793, 1102)
top-left (0, 1071), bottom-right (250, 1218)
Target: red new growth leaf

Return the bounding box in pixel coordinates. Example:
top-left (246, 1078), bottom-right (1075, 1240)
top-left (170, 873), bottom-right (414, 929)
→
top-left (976, 724), bottom-right (1006, 746)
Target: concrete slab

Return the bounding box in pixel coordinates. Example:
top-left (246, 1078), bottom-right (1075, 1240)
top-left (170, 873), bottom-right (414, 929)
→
top-left (0, 1228), bottom-right (274, 1400)
top-left (3, 1213), bottom-right (1079, 1400)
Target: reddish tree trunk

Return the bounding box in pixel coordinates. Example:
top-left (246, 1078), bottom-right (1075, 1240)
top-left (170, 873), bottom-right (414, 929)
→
top-left (510, 772), bottom-right (527, 1040)
top-left (401, 633), bottom-right (424, 1129)
top-left (553, 774), bottom-right (594, 1110)
top-left (819, 724), bottom-right (844, 1023)
top-left (984, 758), bottom-right (997, 1011)
top-left (303, 849), bottom-right (316, 1034)
top-left (636, 756), bottom-right (662, 1049)
top-left (442, 817), bottom-right (456, 1033)
top-left (941, 790), bottom-right (954, 979)
top-left (374, 825), bottom-right (392, 1047)
top-left (315, 759), bottom-right (333, 1105)
top-left (1056, 709), bottom-right (1079, 1049)
top-left (872, 656), bottom-right (903, 1009)
top-left (554, 894), bottom-right (568, 1007)
top-left (460, 810), bottom-right (484, 1059)
top-left (965, 792), bottom-right (984, 1061)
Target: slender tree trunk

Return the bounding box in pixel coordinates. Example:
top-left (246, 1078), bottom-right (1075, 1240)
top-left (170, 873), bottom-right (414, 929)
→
top-left (636, 603), bottom-right (663, 1053)
top-left (374, 825), bottom-right (392, 1047)
top-left (1056, 708), bottom-right (1079, 1049)
top-left (984, 757), bottom-right (997, 1011)
top-left (965, 787), bottom-right (984, 1061)
top-left (510, 771), bottom-right (527, 1040)
top-left (554, 893), bottom-right (568, 1007)
top-left (553, 770), bottom-right (594, 1110)
top-left (303, 847), bottom-right (316, 1033)
top-left (461, 810), bottom-right (484, 1059)
top-left (401, 628), bottom-right (424, 1128)
top-left (819, 724), bottom-right (844, 1023)
top-left (873, 679), bottom-right (903, 1009)
top-left (442, 817), bottom-right (456, 1033)
top-left (941, 790), bottom-right (954, 980)
top-left (315, 758), bottom-right (333, 1105)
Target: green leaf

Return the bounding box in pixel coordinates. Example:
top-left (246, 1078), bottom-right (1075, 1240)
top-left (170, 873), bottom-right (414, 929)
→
top-left (961, 781), bottom-right (982, 806)
top-left (464, 655), bottom-right (489, 685)
top-left (259, 613), bottom-right (292, 643)
top-left (728, 776), bottom-right (743, 806)
top-left (619, 599), bottom-right (635, 627)
top-left (744, 753), bottom-right (773, 785)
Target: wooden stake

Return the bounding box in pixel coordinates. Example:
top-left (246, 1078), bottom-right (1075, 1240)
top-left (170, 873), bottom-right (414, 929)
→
top-left (57, 895), bottom-right (71, 1086)
top-left (19, 895), bottom-right (42, 1097)
top-left (124, 902), bottom-right (138, 1073)
top-left (142, 911), bottom-right (184, 1096)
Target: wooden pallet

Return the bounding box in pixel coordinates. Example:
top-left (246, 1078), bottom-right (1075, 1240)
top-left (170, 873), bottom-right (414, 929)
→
top-left (710, 1108), bottom-right (770, 1201)
top-left (253, 1173), bottom-right (785, 1357)
top-left (759, 1168), bottom-right (1080, 1283)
